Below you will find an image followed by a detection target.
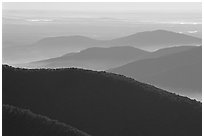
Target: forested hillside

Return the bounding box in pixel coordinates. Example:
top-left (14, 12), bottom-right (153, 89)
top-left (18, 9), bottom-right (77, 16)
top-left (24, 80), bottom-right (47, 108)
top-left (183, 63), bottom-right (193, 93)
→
top-left (2, 65), bottom-right (202, 136)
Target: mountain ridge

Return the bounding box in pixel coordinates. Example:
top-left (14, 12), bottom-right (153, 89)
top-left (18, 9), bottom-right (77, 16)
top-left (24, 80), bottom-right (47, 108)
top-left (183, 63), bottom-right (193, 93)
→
top-left (108, 46), bottom-right (202, 100)
top-left (19, 45), bottom-right (198, 71)
top-left (17, 46), bottom-right (150, 70)
top-left (2, 104), bottom-right (88, 136)
top-left (3, 29), bottom-right (202, 64)
top-left (3, 65), bottom-right (202, 136)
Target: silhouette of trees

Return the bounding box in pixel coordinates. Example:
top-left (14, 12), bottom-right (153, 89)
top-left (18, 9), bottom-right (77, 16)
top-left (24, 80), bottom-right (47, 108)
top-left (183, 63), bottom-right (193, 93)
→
top-left (2, 65), bottom-right (202, 136)
top-left (2, 104), bottom-right (88, 136)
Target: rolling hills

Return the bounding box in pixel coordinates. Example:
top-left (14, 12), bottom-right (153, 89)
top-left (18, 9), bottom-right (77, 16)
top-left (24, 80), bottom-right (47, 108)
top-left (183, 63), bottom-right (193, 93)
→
top-left (2, 65), bottom-right (202, 136)
top-left (32, 29), bottom-right (202, 51)
top-left (20, 46), bottom-right (149, 70)
top-left (3, 30), bottom-right (201, 64)
top-left (108, 46), bottom-right (202, 101)
top-left (17, 45), bottom-right (196, 70)
top-left (106, 30), bottom-right (201, 50)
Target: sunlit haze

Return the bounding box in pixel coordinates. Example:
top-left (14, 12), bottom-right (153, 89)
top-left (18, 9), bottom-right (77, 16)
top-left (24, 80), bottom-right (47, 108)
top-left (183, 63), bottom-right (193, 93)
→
top-left (3, 2), bottom-right (202, 43)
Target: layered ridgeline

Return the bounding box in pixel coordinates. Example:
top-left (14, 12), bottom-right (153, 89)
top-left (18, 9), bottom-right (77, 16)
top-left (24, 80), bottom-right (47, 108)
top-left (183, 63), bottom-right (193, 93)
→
top-left (2, 105), bottom-right (88, 136)
top-left (3, 30), bottom-right (201, 64)
top-left (17, 45), bottom-right (195, 70)
top-left (109, 46), bottom-right (202, 101)
top-left (3, 65), bottom-right (201, 136)
top-left (19, 46), bottom-right (150, 70)
top-left (17, 46), bottom-right (201, 100)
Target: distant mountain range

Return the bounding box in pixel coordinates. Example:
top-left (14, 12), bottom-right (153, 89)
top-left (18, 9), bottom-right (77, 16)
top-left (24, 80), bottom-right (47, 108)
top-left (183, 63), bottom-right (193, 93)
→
top-left (105, 30), bottom-right (201, 50)
top-left (19, 45), bottom-right (197, 70)
top-left (108, 46), bottom-right (202, 101)
top-left (19, 46), bottom-right (150, 70)
top-left (34, 30), bottom-right (201, 51)
top-left (3, 65), bottom-right (202, 136)
top-left (3, 30), bottom-right (202, 64)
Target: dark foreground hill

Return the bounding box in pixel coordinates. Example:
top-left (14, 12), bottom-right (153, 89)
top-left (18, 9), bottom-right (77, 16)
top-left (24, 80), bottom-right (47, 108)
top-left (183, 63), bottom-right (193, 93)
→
top-left (2, 104), bottom-right (88, 136)
top-left (2, 65), bottom-right (202, 136)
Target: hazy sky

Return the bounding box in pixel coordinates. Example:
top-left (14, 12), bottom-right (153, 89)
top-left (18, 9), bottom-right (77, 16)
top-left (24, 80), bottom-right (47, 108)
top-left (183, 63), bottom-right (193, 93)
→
top-left (3, 2), bottom-right (201, 23)
top-left (3, 2), bottom-right (202, 45)
top-left (3, 2), bottom-right (201, 13)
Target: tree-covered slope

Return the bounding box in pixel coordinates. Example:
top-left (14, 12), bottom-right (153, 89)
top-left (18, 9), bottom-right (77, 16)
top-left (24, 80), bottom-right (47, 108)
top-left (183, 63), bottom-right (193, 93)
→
top-left (2, 104), bottom-right (88, 136)
top-left (2, 65), bottom-right (202, 136)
